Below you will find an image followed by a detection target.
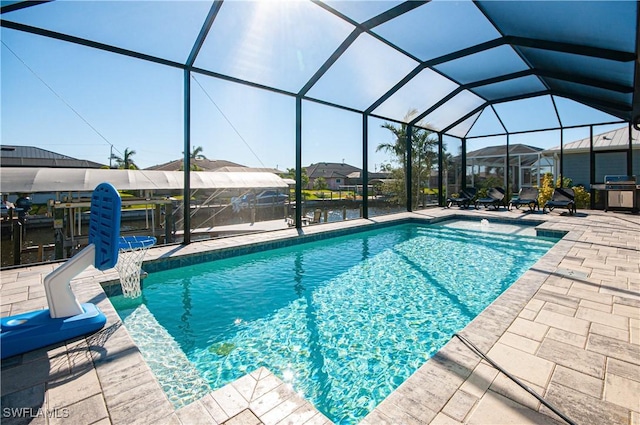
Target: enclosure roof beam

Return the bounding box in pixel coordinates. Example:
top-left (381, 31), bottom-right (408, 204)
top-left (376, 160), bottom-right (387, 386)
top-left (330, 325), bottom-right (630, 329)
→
top-left (0, 0), bottom-right (51, 15)
top-left (465, 69), bottom-right (632, 94)
top-left (1, 20), bottom-right (185, 70)
top-left (300, 1), bottom-right (428, 96)
top-left (440, 90), bottom-right (550, 134)
top-left (186, 0), bottom-right (223, 67)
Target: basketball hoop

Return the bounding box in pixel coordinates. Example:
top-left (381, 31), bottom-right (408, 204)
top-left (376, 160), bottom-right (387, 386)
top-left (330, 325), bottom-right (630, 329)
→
top-left (116, 236), bottom-right (156, 298)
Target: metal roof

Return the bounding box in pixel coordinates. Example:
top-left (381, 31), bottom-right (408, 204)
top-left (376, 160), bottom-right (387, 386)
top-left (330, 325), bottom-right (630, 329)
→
top-left (543, 126), bottom-right (640, 154)
top-left (1, 1), bottom-right (637, 137)
top-left (0, 168), bottom-right (288, 193)
top-left (1, 145), bottom-right (74, 159)
top-left (0, 145), bottom-right (105, 168)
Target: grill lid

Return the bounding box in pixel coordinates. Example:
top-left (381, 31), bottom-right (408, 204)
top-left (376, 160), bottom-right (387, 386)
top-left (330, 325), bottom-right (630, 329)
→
top-left (604, 175), bottom-right (636, 184)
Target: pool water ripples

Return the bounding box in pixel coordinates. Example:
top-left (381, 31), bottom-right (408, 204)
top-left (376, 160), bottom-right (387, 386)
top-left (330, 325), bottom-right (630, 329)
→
top-left (111, 221), bottom-right (559, 424)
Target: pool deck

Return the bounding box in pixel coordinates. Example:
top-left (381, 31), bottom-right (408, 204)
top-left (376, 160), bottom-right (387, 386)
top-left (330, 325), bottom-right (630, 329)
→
top-left (1, 208), bottom-right (638, 425)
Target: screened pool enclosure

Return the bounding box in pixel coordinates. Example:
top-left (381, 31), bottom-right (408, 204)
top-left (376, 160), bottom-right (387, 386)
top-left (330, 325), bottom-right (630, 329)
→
top-left (1, 0), bottom-right (639, 246)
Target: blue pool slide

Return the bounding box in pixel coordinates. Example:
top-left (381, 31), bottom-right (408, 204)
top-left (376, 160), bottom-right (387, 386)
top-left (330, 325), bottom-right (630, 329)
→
top-left (1, 183), bottom-right (121, 359)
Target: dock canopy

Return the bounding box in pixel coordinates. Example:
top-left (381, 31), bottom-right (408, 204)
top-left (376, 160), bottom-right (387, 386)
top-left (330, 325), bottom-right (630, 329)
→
top-left (0, 168), bottom-right (289, 193)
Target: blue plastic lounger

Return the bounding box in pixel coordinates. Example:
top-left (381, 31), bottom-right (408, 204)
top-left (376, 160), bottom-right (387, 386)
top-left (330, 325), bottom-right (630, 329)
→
top-left (0, 183), bottom-right (121, 359)
top-left (509, 187), bottom-right (540, 212)
top-left (475, 187), bottom-right (505, 210)
top-left (446, 187), bottom-right (477, 209)
top-left (543, 188), bottom-right (576, 215)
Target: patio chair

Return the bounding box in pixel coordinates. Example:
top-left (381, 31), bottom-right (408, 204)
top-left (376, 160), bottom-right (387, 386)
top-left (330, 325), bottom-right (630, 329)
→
top-left (475, 187), bottom-right (505, 210)
top-left (543, 188), bottom-right (576, 215)
top-left (446, 187), bottom-right (477, 209)
top-left (509, 187), bottom-right (540, 212)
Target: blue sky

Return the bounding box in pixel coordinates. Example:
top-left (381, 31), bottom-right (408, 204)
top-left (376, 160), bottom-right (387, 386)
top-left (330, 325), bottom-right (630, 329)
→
top-left (0, 1), bottom-right (626, 171)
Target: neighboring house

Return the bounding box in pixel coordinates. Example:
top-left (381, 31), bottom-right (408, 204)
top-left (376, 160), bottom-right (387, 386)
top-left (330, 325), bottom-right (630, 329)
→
top-left (542, 126), bottom-right (640, 186)
top-left (0, 145), bottom-right (105, 168)
top-left (304, 162), bottom-right (361, 190)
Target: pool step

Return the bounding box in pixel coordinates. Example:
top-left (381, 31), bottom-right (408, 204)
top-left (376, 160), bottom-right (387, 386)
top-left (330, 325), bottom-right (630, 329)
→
top-left (123, 305), bottom-right (211, 408)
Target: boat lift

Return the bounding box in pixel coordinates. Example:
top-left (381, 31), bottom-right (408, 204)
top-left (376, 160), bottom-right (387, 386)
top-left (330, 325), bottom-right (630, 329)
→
top-left (51, 197), bottom-right (174, 260)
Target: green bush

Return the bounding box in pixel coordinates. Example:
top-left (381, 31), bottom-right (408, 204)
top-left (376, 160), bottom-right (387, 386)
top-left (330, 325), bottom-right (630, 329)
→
top-left (573, 186), bottom-right (590, 209)
top-left (537, 173), bottom-right (590, 209)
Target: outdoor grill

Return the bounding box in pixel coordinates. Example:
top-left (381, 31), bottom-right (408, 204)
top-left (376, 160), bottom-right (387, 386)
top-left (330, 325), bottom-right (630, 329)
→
top-left (604, 175), bottom-right (639, 213)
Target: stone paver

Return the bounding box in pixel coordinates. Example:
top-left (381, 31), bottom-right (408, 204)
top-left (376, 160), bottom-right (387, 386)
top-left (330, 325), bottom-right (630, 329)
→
top-left (486, 343), bottom-right (555, 387)
top-left (467, 391), bottom-right (561, 425)
top-left (1, 210), bottom-right (638, 425)
top-left (535, 308), bottom-right (590, 335)
top-left (543, 382), bottom-right (630, 425)
top-left (537, 338), bottom-right (606, 378)
top-left (549, 365), bottom-right (603, 398)
top-left (441, 390), bottom-right (477, 422)
top-left (605, 373), bottom-right (640, 412)
top-left (507, 317), bottom-right (549, 341)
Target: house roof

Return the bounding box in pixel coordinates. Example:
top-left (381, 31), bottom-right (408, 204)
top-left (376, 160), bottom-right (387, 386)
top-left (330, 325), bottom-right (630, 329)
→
top-left (543, 126), bottom-right (640, 154)
top-left (305, 162), bottom-right (361, 179)
top-left (145, 158), bottom-right (245, 171)
top-left (0, 145), bottom-right (105, 168)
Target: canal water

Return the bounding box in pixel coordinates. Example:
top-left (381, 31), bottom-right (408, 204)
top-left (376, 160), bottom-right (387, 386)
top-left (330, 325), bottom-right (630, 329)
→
top-left (1, 219), bottom-right (154, 268)
top-left (1, 204), bottom-right (407, 268)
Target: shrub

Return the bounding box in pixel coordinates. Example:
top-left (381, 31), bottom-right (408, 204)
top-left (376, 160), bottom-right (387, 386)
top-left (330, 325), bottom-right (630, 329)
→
top-left (537, 173), bottom-right (590, 209)
top-left (573, 186), bottom-right (590, 209)
top-left (537, 173), bottom-right (555, 207)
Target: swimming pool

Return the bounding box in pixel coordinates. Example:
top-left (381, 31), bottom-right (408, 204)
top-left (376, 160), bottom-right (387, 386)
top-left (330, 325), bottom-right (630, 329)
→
top-left (110, 220), bottom-right (559, 424)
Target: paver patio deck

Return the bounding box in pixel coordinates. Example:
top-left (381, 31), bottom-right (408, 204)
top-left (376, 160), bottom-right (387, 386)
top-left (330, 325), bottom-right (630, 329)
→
top-left (1, 208), bottom-right (638, 424)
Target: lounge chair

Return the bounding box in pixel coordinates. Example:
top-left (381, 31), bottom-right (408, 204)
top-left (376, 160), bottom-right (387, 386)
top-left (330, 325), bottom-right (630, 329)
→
top-left (509, 187), bottom-right (539, 212)
top-left (543, 188), bottom-right (576, 215)
top-left (446, 187), bottom-right (477, 209)
top-left (475, 187), bottom-right (505, 210)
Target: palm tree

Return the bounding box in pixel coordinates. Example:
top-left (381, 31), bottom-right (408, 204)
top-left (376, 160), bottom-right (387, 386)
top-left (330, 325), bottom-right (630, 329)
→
top-left (185, 145), bottom-right (207, 161)
top-left (194, 146), bottom-right (206, 160)
top-left (110, 148), bottom-right (138, 169)
top-left (377, 109), bottom-right (438, 208)
top-left (284, 167), bottom-right (309, 188)
top-left (377, 122), bottom-right (408, 162)
top-left (181, 146), bottom-right (207, 171)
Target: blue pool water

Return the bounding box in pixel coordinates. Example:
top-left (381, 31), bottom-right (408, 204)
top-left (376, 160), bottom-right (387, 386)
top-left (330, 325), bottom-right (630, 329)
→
top-left (110, 221), bottom-right (559, 423)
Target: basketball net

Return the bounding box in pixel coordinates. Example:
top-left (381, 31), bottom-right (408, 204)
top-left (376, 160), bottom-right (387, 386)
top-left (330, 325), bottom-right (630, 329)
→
top-left (115, 242), bottom-right (150, 298)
